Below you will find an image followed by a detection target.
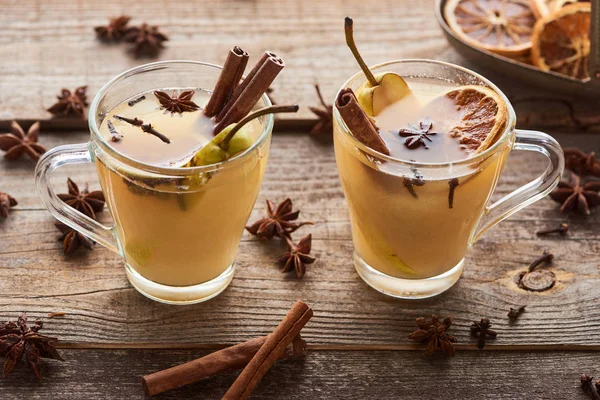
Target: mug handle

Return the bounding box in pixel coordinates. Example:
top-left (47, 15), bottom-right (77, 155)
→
top-left (472, 129), bottom-right (564, 242)
top-left (34, 142), bottom-right (121, 254)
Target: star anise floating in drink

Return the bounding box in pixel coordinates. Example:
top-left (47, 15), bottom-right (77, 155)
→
top-left (309, 84), bottom-right (333, 142)
top-left (278, 234), bottom-right (316, 279)
top-left (0, 313), bottom-right (63, 379)
top-left (54, 222), bottom-right (94, 255)
top-left (0, 121), bottom-right (46, 161)
top-left (47, 86), bottom-right (89, 118)
top-left (470, 317), bottom-right (497, 349)
top-left (0, 191), bottom-right (17, 219)
top-left (397, 117), bottom-right (439, 149)
top-left (94, 15), bottom-right (131, 42)
top-left (58, 178), bottom-right (105, 219)
top-left (246, 198), bottom-right (313, 240)
top-left (154, 90), bottom-right (200, 115)
top-left (550, 172), bottom-right (600, 215)
top-left (408, 315), bottom-right (456, 356)
top-left (124, 23), bottom-right (168, 57)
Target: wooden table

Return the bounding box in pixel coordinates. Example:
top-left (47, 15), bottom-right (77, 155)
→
top-left (1, 1), bottom-right (599, 398)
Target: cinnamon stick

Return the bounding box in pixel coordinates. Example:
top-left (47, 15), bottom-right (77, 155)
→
top-left (335, 88), bottom-right (389, 155)
top-left (223, 300), bottom-right (313, 400)
top-left (142, 335), bottom-right (307, 397)
top-left (204, 46), bottom-right (249, 117)
top-left (214, 52), bottom-right (285, 134)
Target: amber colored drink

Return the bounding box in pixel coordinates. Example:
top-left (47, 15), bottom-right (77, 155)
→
top-left (96, 89), bottom-right (267, 287)
top-left (334, 78), bottom-right (511, 281)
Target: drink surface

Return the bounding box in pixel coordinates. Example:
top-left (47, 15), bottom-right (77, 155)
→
top-left (374, 78), bottom-right (469, 163)
top-left (99, 89), bottom-right (262, 167)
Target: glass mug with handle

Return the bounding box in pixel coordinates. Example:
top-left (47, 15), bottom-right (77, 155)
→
top-left (35, 61), bottom-right (273, 305)
top-left (333, 60), bottom-right (564, 299)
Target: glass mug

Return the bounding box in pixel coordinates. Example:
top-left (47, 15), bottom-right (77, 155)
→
top-left (35, 61), bottom-right (273, 305)
top-left (333, 60), bottom-right (564, 299)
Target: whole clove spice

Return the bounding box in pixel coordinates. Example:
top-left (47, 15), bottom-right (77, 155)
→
top-left (470, 317), bottom-right (497, 349)
top-left (507, 306), bottom-right (526, 321)
top-left (517, 251), bottom-right (556, 292)
top-left (536, 223), bottom-right (569, 237)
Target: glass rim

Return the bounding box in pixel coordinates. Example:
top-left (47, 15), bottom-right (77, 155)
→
top-left (332, 59), bottom-right (517, 168)
top-left (88, 60), bottom-right (273, 176)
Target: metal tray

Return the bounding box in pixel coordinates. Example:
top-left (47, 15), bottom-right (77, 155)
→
top-left (435, 0), bottom-right (600, 98)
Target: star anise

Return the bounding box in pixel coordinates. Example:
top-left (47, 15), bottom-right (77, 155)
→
top-left (57, 178), bottom-right (105, 219)
top-left (154, 90), bottom-right (200, 114)
top-left (0, 121), bottom-right (46, 161)
top-left (55, 222), bottom-right (94, 255)
top-left (277, 234), bottom-right (316, 279)
top-left (549, 172), bottom-right (600, 215)
top-left (397, 117), bottom-right (439, 149)
top-left (124, 23), bottom-right (168, 57)
top-left (408, 315), bottom-right (456, 356)
top-left (470, 317), bottom-right (497, 349)
top-left (0, 313), bottom-right (63, 379)
top-left (94, 15), bottom-right (131, 42)
top-left (564, 148), bottom-right (600, 178)
top-left (47, 86), bottom-right (88, 118)
top-left (309, 84), bottom-right (333, 142)
top-left (246, 198), bottom-right (313, 240)
top-left (0, 191), bottom-right (17, 219)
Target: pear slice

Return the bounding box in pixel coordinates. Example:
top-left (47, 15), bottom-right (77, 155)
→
top-left (345, 17), bottom-right (411, 116)
top-left (188, 104), bottom-right (299, 167)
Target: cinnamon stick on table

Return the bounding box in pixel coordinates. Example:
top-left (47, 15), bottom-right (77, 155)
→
top-left (142, 335), bottom-right (307, 397)
top-left (213, 51), bottom-right (285, 134)
top-left (204, 46), bottom-right (249, 117)
top-left (223, 300), bottom-right (313, 400)
top-left (335, 88), bottom-right (390, 155)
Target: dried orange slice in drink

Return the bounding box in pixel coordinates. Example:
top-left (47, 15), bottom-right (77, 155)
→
top-left (443, 85), bottom-right (508, 153)
top-left (529, 0), bottom-right (576, 18)
top-left (445, 0), bottom-right (537, 56)
top-left (531, 3), bottom-right (591, 79)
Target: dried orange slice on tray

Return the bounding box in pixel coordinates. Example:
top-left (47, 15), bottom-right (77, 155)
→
top-left (531, 2), bottom-right (591, 79)
top-left (529, 0), bottom-right (576, 19)
top-left (445, 0), bottom-right (537, 57)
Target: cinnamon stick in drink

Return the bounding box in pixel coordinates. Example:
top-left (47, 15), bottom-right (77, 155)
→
top-left (335, 88), bottom-right (390, 155)
top-left (204, 46), bottom-right (249, 117)
top-left (142, 335), bottom-right (307, 397)
top-left (223, 300), bottom-right (313, 400)
top-left (213, 52), bottom-right (285, 134)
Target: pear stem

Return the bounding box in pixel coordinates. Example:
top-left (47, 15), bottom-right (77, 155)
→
top-left (344, 17), bottom-right (378, 87)
top-left (220, 104), bottom-right (299, 149)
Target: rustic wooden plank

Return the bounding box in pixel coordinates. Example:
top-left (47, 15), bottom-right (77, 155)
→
top-left (0, 349), bottom-right (596, 399)
top-left (1, 132), bottom-right (599, 347)
top-left (0, 0), bottom-right (598, 132)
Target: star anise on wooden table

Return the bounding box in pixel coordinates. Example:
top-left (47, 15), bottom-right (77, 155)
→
top-left (55, 222), bottom-right (94, 255)
top-left (470, 317), bottom-right (497, 349)
top-left (47, 86), bottom-right (88, 118)
top-left (309, 84), bottom-right (333, 142)
top-left (408, 315), bottom-right (456, 356)
top-left (94, 15), bottom-right (131, 42)
top-left (57, 178), bottom-right (105, 219)
top-left (246, 198), bottom-right (313, 240)
top-left (124, 23), bottom-right (168, 57)
top-left (0, 313), bottom-right (63, 379)
top-left (154, 90), bottom-right (200, 114)
top-left (0, 121), bottom-right (46, 161)
top-left (397, 117), bottom-right (439, 150)
top-left (277, 234), bottom-right (316, 279)
top-left (564, 148), bottom-right (600, 178)
top-left (0, 191), bottom-right (17, 219)
top-left (549, 172), bottom-right (600, 215)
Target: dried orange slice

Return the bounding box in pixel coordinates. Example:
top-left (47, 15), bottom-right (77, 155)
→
top-left (529, 0), bottom-right (576, 19)
top-left (444, 85), bottom-right (508, 153)
top-left (531, 3), bottom-right (591, 79)
top-left (445, 0), bottom-right (537, 56)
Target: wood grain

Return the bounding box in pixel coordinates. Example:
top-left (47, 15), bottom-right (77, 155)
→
top-left (0, 349), bottom-right (596, 399)
top-left (1, 131), bottom-right (598, 347)
top-left (0, 0), bottom-right (598, 132)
